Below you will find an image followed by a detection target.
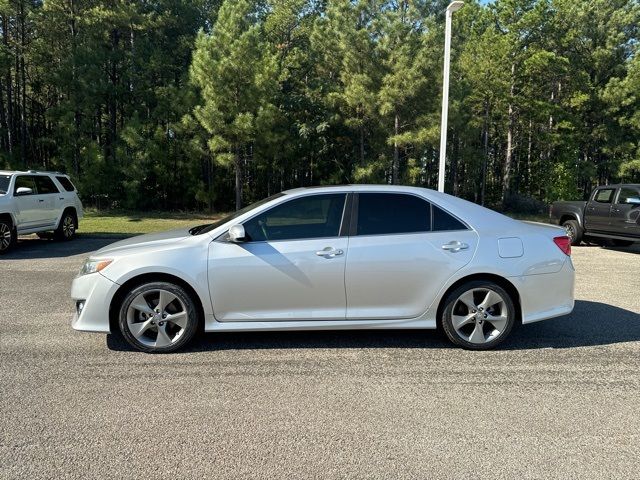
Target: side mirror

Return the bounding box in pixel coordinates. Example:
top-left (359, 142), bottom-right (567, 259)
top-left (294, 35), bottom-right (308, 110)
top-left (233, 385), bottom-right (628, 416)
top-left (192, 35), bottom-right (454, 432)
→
top-left (625, 197), bottom-right (640, 205)
top-left (228, 224), bottom-right (246, 243)
top-left (15, 187), bottom-right (33, 196)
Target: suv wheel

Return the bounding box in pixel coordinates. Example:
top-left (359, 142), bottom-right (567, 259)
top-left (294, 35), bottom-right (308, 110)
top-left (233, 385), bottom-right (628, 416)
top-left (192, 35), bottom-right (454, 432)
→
top-left (0, 219), bottom-right (15, 254)
top-left (55, 210), bottom-right (77, 240)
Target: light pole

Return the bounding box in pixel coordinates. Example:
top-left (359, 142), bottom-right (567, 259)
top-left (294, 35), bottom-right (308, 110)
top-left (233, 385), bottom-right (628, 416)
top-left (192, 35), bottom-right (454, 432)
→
top-left (438, 1), bottom-right (464, 193)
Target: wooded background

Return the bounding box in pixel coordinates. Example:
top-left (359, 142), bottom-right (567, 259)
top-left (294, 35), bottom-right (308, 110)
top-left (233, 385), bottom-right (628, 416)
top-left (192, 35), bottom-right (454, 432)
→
top-left (0, 0), bottom-right (638, 212)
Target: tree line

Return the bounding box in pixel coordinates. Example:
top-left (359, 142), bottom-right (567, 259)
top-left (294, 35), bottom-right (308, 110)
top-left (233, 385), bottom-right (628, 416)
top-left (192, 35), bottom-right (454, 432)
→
top-left (0, 0), bottom-right (638, 212)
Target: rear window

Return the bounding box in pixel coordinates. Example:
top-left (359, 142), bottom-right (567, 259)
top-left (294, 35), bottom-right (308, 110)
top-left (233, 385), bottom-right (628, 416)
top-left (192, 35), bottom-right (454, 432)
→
top-left (35, 176), bottom-right (60, 194)
top-left (593, 189), bottom-right (614, 203)
top-left (56, 176), bottom-right (76, 192)
top-left (0, 175), bottom-right (10, 194)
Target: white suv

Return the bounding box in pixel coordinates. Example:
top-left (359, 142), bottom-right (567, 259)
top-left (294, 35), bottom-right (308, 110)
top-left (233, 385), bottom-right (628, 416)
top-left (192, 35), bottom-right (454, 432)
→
top-left (0, 170), bottom-right (84, 253)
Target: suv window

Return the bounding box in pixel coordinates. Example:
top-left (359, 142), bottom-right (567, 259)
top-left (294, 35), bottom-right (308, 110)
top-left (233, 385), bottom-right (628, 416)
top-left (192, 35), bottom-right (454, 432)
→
top-left (593, 189), bottom-right (615, 203)
top-left (617, 187), bottom-right (640, 204)
top-left (14, 175), bottom-right (37, 195)
top-left (356, 193), bottom-right (431, 236)
top-left (432, 205), bottom-right (467, 231)
top-left (0, 175), bottom-right (10, 194)
top-left (56, 176), bottom-right (76, 192)
top-left (34, 176), bottom-right (60, 194)
top-left (243, 193), bottom-right (346, 242)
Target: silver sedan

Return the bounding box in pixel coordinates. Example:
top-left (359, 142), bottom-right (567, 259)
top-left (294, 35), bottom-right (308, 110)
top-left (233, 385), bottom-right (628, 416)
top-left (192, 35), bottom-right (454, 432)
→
top-left (71, 185), bottom-right (575, 352)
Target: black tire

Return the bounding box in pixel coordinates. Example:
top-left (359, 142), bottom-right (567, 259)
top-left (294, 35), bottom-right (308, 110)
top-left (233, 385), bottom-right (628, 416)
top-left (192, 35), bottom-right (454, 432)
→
top-left (561, 219), bottom-right (583, 246)
top-left (119, 281), bottom-right (199, 353)
top-left (55, 209), bottom-right (77, 241)
top-left (0, 218), bottom-right (15, 254)
top-left (441, 280), bottom-right (516, 350)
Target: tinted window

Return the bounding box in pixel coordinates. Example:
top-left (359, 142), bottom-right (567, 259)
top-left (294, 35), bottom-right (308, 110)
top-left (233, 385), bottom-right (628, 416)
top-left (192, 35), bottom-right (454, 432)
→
top-left (617, 187), bottom-right (640, 204)
top-left (14, 175), bottom-right (37, 195)
top-left (56, 176), bottom-right (76, 192)
top-left (432, 205), bottom-right (467, 231)
top-left (0, 175), bottom-right (10, 194)
top-left (243, 194), bottom-right (346, 242)
top-left (594, 189), bottom-right (614, 203)
top-left (356, 193), bottom-right (431, 236)
top-left (34, 176), bottom-right (59, 194)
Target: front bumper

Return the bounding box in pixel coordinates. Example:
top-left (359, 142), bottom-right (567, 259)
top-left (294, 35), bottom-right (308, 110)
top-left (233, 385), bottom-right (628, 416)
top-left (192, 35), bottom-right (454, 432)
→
top-left (513, 257), bottom-right (575, 324)
top-left (71, 272), bottom-right (119, 333)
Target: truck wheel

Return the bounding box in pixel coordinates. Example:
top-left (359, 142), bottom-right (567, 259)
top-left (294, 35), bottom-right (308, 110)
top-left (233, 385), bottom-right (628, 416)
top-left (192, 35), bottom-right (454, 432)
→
top-left (562, 219), bottom-right (582, 246)
top-left (55, 210), bottom-right (77, 241)
top-left (0, 218), bottom-right (15, 254)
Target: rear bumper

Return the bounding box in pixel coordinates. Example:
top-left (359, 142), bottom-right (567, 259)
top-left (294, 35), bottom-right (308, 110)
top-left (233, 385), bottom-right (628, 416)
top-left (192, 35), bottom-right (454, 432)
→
top-left (71, 272), bottom-right (117, 333)
top-left (512, 257), bottom-right (575, 324)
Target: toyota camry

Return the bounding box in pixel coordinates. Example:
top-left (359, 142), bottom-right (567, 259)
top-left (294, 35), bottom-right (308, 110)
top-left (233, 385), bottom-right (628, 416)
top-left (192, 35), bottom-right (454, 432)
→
top-left (71, 185), bottom-right (575, 352)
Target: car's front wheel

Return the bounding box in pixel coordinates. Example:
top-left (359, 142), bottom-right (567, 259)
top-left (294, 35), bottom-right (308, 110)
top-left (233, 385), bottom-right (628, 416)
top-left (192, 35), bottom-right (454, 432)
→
top-left (119, 282), bottom-right (199, 353)
top-left (441, 281), bottom-right (516, 350)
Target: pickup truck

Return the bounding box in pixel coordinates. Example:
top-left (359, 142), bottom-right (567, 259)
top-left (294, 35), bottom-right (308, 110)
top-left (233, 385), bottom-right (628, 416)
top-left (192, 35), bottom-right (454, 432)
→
top-left (0, 170), bottom-right (84, 253)
top-left (550, 184), bottom-right (640, 246)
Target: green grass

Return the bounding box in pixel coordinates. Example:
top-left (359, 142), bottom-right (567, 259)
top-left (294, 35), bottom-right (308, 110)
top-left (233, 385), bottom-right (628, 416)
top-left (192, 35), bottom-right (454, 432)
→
top-left (78, 209), bottom-right (555, 237)
top-left (79, 209), bottom-right (227, 236)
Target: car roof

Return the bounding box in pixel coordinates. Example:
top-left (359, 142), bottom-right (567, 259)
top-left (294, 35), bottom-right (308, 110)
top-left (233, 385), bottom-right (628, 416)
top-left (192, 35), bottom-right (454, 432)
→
top-left (0, 170), bottom-right (68, 176)
top-left (594, 184), bottom-right (640, 188)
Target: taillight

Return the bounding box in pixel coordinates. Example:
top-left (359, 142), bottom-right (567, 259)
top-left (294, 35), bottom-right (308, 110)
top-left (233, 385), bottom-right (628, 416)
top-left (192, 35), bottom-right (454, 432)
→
top-left (553, 236), bottom-right (571, 256)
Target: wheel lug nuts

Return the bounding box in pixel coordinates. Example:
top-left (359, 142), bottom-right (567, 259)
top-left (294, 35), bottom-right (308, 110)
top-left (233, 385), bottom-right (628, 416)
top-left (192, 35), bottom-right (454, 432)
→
top-left (159, 321), bottom-right (164, 326)
top-left (151, 321), bottom-right (155, 325)
top-left (472, 309), bottom-right (476, 313)
top-left (162, 314), bottom-right (167, 319)
top-left (484, 314), bottom-right (488, 318)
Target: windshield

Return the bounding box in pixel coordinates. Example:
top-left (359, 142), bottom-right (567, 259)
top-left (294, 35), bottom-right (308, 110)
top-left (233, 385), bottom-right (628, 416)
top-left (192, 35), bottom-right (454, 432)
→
top-left (191, 193), bottom-right (286, 235)
top-left (0, 175), bottom-right (11, 194)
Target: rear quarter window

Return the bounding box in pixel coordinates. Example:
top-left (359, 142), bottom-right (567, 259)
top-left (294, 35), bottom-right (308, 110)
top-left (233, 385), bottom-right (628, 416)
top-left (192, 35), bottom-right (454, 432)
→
top-left (432, 205), bottom-right (467, 231)
top-left (56, 176), bottom-right (76, 192)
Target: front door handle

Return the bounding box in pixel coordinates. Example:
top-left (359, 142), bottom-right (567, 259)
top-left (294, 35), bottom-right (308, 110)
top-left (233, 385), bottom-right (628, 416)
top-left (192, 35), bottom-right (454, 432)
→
top-left (316, 247), bottom-right (344, 258)
top-left (442, 241), bottom-right (469, 253)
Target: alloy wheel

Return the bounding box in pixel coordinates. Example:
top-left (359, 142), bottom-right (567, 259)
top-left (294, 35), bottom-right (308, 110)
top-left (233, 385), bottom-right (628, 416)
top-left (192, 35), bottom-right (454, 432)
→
top-left (126, 289), bottom-right (189, 348)
top-left (450, 288), bottom-right (509, 344)
top-left (563, 223), bottom-right (575, 242)
top-left (62, 215), bottom-right (75, 238)
top-left (0, 222), bottom-right (11, 251)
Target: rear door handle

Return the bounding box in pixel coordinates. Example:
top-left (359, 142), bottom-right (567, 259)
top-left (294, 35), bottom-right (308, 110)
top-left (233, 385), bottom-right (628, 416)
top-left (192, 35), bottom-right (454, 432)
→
top-left (316, 247), bottom-right (344, 258)
top-left (442, 241), bottom-right (469, 252)
top-left (38, 199), bottom-right (44, 203)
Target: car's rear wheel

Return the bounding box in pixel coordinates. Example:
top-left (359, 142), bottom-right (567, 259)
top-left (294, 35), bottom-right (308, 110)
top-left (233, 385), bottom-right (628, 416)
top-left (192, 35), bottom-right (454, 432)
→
top-left (561, 219), bottom-right (582, 246)
top-left (0, 219), bottom-right (15, 254)
top-left (55, 210), bottom-right (77, 241)
top-left (119, 282), bottom-right (199, 353)
top-left (441, 281), bottom-right (516, 350)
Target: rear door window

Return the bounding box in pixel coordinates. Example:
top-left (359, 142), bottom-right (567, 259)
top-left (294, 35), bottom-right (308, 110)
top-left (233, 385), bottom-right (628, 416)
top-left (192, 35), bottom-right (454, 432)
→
top-left (356, 193), bottom-right (431, 236)
top-left (593, 189), bottom-right (615, 203)
top-left (34, 176), bottom-right (60, 194)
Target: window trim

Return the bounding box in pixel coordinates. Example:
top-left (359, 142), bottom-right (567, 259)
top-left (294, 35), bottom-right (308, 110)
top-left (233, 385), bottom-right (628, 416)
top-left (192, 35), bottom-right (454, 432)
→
top-left (218, 191), bottom-right (351, 244)
top-left (351, 191), bottom-right (470, 238)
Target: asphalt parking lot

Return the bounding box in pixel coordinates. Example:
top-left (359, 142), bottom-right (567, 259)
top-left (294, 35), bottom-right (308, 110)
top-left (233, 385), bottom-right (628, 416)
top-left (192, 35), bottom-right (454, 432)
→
top-left (1, 236), bottom-right (639, 479)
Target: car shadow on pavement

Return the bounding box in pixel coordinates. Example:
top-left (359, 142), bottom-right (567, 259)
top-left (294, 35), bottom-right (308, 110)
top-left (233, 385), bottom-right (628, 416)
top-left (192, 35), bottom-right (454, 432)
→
top-left (106, 300), bottom-right (639, 353)
top-left (3, 235), bottom-right (124, 259)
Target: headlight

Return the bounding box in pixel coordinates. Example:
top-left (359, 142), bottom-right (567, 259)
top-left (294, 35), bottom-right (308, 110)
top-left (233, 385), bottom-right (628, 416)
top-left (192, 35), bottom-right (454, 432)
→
top-left (78, 258), bottom-right (113, 276)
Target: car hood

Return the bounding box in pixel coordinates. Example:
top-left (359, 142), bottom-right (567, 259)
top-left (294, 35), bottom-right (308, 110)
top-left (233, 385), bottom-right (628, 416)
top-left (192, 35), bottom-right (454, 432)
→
top-left (94, 227), bottom-right (194, 257)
